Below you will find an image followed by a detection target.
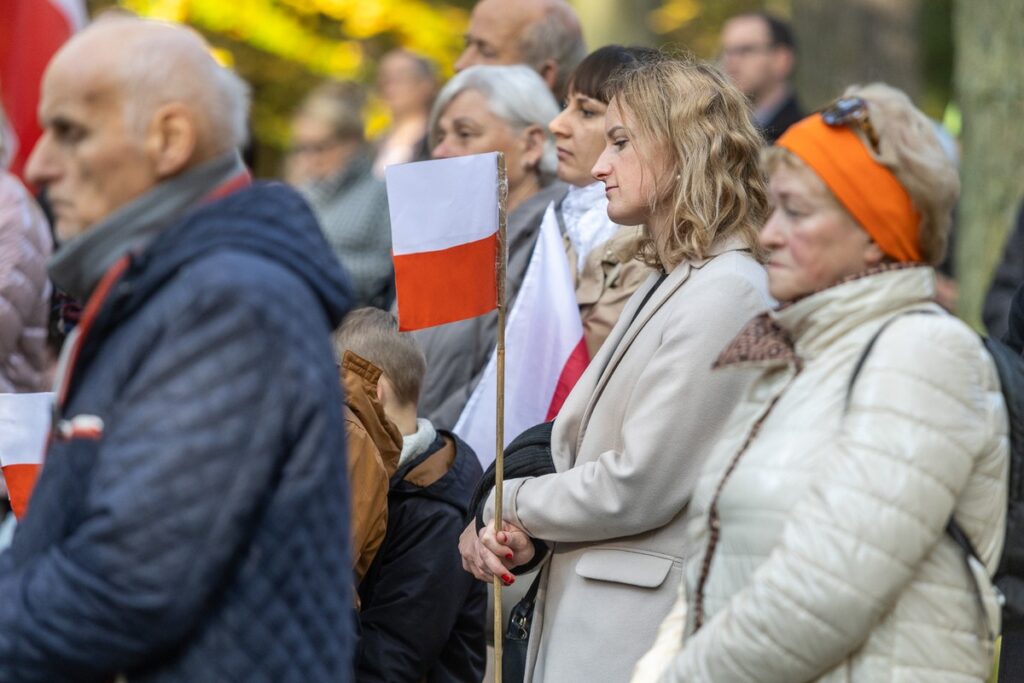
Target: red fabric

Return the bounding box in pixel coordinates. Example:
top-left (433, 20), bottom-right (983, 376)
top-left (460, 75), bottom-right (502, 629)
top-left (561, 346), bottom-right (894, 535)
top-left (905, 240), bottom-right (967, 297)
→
top-left (0, 0), bottom-right (77, 184)
top-left (3, 463), bottom-right (40, 519)
top-left (393, 233), bottom-right (498, 331)
top-left (545, 336), bottom-right (588, 421)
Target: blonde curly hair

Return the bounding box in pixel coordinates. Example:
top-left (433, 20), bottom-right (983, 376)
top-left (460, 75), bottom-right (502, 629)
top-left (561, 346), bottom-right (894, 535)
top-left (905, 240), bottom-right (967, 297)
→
top-left (608, 55), bottom-right (770, 269)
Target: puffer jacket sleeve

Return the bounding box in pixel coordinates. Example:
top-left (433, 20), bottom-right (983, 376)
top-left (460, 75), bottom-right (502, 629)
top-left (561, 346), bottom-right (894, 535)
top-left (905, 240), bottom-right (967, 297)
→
top-left (661, 315), bottom-right (1008, 683)
top-left (0, 283), bottom-right (307, 681)
top-left (0, 174), bottom-right (52, 392)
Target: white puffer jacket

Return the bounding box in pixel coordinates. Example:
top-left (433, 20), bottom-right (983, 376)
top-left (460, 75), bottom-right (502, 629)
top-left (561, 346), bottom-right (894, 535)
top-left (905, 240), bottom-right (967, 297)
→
top-left (644, 266), bottom-right (1008, 683)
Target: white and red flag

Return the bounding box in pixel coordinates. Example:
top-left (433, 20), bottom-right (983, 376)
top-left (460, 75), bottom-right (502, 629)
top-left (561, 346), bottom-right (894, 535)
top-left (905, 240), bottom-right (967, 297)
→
top-left (0, 392), bottom-right (53, 519)
top-left (0, 0), bottom-right (88, 178)
top-left (386, 152), bottom-right (500, 331)
top-left (455, 202), bottom-right (588, 466)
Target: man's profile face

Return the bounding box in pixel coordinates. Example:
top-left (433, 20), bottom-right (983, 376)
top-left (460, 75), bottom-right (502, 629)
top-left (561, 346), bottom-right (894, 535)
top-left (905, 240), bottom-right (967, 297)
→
top-left (719, 16), bottom-right (778, 101)
top-left (454, 0), bottom-right (532, 71)
top-left (26, 59), bottom-right (158, 242)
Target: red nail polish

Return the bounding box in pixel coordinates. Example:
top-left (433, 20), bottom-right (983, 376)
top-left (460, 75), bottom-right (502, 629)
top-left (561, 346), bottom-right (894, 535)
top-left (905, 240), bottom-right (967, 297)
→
top-left (506, 553), bottom-right (514, 560)
top-left (502, 574), bottom-right (514, 585)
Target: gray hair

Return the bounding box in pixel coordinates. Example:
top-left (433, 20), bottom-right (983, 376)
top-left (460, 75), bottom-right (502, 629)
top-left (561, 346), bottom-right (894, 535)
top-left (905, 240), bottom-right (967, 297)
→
top-left (120, 26), bottom-right (251, 152)
top-left (296, 81), bottom-right (366, 142)
top-left (519, 1), bottom-right (587, 101)
top-left (429, 64), bottom-right (559, 177)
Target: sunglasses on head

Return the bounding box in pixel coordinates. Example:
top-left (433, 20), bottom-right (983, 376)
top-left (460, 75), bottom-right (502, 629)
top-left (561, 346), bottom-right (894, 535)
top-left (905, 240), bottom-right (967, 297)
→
top-left (820, 97), bottom-right (881, 154)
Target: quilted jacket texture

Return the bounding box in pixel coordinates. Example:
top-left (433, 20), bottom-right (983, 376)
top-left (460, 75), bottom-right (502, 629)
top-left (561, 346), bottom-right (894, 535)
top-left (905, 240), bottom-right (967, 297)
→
top-left (649, 266), bottom-right (1008, 682)
top-left (0, 172), bottom-right (52, 393)
top-left (0, 181), bottom-right (357, 682)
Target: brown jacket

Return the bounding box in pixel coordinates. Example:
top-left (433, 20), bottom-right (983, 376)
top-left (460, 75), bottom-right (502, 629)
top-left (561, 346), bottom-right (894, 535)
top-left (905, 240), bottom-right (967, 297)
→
top-left (341, 351), bottom-right (403, 584)
top-left (568, 225), bottom-right (651, 358)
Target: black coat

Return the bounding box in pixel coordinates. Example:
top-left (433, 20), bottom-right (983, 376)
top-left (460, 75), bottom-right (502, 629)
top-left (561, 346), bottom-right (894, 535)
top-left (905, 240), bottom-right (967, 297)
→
top-left (759, 91), bottom-right (805, 145)
top-left (357, 431), bottom-right (486, 682)
top-left (984, 200), bottom-right (1024, 340)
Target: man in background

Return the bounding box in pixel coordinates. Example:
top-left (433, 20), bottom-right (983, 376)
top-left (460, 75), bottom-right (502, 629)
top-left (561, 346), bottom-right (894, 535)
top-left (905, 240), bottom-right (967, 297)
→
top-left (720, 11), bottom-right (804, 143)
top-left (286, 81), bottom-right (394, 309)
top-left (455, 0), bottom-right (586, 102)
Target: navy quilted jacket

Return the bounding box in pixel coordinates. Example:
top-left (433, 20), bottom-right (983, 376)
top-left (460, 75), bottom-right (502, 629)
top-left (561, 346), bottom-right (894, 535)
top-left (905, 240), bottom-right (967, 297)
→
top-left (0, 182), bottom-right (357, 682)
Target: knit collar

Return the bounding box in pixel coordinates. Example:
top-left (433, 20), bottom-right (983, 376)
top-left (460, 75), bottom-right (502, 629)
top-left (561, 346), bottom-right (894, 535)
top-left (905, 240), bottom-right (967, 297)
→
top-left (560, 182), bottom-right (621, 271)
top-left (715, 263), bottom-right (935, 369)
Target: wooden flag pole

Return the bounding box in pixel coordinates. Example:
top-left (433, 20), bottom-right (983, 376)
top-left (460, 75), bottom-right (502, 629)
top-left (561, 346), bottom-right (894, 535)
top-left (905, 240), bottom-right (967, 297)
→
top-left (493, 152), bottom-right (509, 683)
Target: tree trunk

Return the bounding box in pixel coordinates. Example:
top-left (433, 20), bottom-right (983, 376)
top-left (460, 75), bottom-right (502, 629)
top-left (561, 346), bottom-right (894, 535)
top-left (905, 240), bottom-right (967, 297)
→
top-left (954, 0), bottom-right (1024, 329)
top-left (792, 0), bottom-right (921, 110)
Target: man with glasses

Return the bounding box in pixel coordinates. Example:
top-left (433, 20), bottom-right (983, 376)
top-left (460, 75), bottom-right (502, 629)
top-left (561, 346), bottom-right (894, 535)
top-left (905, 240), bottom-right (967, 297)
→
top-left (720, 11), bottom-right (804, 144)
top-left (286, 81), bottom-right (394, 309)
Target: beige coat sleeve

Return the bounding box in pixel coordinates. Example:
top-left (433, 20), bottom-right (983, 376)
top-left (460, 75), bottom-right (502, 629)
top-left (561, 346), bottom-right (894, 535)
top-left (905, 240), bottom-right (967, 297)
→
top-left (485, 271), bottom-right (766, 543)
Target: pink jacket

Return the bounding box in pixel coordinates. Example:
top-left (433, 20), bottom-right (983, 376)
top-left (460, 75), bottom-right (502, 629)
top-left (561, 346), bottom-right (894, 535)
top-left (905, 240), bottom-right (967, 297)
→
top-left (0, 172), bottom-right (53, 393)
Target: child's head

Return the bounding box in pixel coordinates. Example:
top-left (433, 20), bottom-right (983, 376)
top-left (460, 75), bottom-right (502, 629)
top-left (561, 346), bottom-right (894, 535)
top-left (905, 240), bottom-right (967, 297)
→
top-left (333, 308), bottom-right (426, 417)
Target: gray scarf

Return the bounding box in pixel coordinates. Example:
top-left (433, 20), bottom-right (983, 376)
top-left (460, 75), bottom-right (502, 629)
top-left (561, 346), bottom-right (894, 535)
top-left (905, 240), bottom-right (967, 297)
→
top-left (49, 152), bottom-right (245, 302)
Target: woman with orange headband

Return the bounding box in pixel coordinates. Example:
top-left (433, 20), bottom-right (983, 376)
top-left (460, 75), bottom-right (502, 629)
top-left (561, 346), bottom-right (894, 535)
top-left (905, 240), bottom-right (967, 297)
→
top-left (632, 83), bottom-right (1008, 683)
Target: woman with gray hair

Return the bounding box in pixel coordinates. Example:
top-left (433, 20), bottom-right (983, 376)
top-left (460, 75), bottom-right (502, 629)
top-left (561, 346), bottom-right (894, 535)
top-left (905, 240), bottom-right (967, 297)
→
top-left (414, 65), bottom-right (565, 429)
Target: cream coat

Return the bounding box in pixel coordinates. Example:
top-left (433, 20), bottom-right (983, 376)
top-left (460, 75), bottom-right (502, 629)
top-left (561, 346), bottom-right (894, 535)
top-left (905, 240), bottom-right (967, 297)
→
top-left (485, 242), bottom-right (771, 682)
top-left (642, 267), bottom-right (1008, 683)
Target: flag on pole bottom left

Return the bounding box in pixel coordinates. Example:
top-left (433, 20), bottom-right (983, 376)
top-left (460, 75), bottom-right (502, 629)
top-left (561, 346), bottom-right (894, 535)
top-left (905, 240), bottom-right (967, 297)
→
top-left (385, 152), bottom-right (501, 331)
top-left (0, 392), bottom-right (52, 519)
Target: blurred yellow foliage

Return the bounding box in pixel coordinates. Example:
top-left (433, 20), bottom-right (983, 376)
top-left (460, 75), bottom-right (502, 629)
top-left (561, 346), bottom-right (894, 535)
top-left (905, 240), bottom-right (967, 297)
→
top-left (648, 0), bottom-right (702, 34)
top-left (124, 0), bottom-right (467, 78)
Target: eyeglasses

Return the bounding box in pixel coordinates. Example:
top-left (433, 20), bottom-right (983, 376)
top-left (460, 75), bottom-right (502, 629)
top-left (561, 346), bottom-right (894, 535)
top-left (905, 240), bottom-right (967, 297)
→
top-left (821, 97), bottom-right (881, 153)
top-left (286, 138), bottom-right (343, 157)
top-left (719, 43), bottom-right (774, 61)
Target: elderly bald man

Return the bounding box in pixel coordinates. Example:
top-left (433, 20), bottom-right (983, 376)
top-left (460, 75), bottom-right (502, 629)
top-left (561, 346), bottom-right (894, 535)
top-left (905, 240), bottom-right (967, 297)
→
top-left (0, 17), bottom-right (357, 683)
top-left (455, 0), bottom-right (586, 100)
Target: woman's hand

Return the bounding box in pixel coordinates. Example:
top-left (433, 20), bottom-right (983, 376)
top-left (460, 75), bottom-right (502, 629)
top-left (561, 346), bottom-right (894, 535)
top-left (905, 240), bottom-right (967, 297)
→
top-left (459, 521), bottom-right (536, 584)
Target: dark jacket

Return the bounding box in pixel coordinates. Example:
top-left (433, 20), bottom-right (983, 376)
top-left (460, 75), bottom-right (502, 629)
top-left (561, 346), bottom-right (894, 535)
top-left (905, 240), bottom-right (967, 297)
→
top-left (759, 91), bottom-right (805, 144)
top-left (357, 431), bottom-right (486, 682)
top-left (0, 182), bottom-right (357, 682)
top-left (984, 200), bottom-right (1024, 340)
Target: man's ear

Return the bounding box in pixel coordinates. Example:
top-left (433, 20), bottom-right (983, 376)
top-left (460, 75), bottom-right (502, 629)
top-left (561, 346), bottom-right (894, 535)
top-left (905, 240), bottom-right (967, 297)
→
top-left (145, 102), bottom-right (198, 178)
top-left (519, 124), bottom-right (546, 171)
top-left (537, 59), bottom-right (559, 93)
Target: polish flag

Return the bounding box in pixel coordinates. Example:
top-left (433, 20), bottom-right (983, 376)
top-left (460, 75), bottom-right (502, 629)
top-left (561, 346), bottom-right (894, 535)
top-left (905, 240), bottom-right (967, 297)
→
top-left (386, 152), bottom-right (500, 331)
top-left (0, 392), bottom-right (53, 519)
top-left (455, 202), bottom-right (589, 467)
top-left (0, 0), bottom-right (88, 178)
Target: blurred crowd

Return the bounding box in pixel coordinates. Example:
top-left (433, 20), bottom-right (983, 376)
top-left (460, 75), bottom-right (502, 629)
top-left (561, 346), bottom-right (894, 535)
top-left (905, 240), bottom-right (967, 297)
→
top-left (0, 1), bottom-right (1022, 682)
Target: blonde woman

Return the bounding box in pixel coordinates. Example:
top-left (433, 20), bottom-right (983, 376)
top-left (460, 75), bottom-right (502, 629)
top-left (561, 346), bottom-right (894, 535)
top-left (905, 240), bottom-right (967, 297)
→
top-left (459, 56), bottom-right (773, 682)
top-left (638, 84), bottom-right (1007, 683)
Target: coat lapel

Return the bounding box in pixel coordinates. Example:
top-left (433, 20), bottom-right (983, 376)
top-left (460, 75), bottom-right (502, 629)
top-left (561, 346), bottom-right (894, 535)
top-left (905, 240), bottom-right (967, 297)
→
top-left (573, 262), bottom-right (695, 452)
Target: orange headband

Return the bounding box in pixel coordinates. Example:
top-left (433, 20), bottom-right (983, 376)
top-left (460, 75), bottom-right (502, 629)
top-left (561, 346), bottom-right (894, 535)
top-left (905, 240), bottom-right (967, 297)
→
top-left (777, 114), bottom-right (922, 263)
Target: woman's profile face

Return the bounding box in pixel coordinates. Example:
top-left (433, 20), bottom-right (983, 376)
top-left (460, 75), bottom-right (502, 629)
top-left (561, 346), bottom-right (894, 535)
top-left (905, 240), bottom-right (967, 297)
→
top-left (761, 162), bottom-right (880, 303)
top-left (549, 90), bottom-right (608, 188)
top-left (431, 88), bottom-right (538, 197)
top-left (591, 98), bottom-right (670, 227)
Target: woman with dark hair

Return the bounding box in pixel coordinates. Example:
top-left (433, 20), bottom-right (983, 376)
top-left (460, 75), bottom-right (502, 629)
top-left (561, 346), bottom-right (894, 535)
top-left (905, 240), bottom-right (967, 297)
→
top-left (549, 45), bottom-right (659, 355)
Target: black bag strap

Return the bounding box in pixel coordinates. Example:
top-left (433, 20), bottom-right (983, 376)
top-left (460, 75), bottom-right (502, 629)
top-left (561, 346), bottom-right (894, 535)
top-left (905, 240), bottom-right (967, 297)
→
top-left (845, 308), bottom-right (994, 640)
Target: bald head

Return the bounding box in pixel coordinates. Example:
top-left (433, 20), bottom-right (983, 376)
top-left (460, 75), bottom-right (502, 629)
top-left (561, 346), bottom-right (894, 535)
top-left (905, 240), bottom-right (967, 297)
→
top-left (53, 18), bottom-right (249, 157)
top-left (454, 0), bottom-right (585, 100)
top-left (26, 18), bottom-right (251, 240)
